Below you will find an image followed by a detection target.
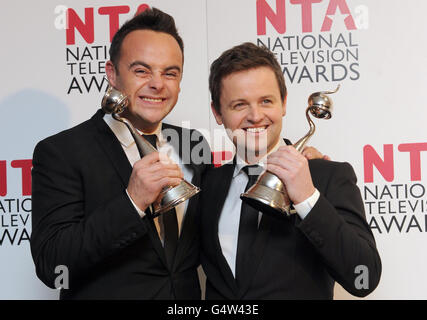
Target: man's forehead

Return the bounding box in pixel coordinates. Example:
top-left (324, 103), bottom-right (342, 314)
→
top-left (119, 30), bottom-right (183, 66)
top-left (221, 68), bottom-right (279, 93)
top-left (122, 30), bottom-right (181, 52)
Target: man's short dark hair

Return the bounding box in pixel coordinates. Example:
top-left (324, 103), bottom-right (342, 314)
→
top-left (209, 42), bottom-right (287, 113)
top-left (109, 7), bottom-right (184, 71)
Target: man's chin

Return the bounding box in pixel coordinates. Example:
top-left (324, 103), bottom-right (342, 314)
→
top-left (139, 109), bottom-right (171, 122)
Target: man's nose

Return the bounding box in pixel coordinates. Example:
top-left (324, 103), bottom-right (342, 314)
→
top-left (246, 105), bottom-right (263, 123)
top-left (148, 73), bottom-right (164, 91)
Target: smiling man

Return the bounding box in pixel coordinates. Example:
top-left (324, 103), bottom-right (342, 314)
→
top-left (213, 66), bottom-right (284, 164)
top-left (200, 42), bottom-right (382, 299)
top-left (106, 29), bottom-right (182, 134)
top-left (30, 8), bottom-right (210, 300)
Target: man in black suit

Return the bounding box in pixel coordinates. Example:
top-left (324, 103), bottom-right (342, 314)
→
top-left (200, 42), bottom-right (382, 299)
top-left (31, 8), bottom-right (210, 299)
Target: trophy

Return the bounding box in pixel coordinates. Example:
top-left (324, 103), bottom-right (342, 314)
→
top-left (101, 81), bottom-right (200, 217)
top-left (240, 85), bottom-right (340, 216)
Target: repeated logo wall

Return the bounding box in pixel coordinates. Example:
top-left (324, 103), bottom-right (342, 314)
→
top-left (256, 0), bottom-right (363, 84)
top-left (0, 0), bottom-right (426, 299)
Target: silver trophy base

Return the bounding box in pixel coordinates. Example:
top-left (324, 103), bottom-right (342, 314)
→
top-left (241, 171), bottom-right (292, 217)
top-left (240, 183), bottom-right (291, 217)
top-left (151, 180), bottom-right (200, 216)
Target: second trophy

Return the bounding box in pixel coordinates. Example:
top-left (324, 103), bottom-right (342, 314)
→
top-left (240, 85), bottom-right (340, 216)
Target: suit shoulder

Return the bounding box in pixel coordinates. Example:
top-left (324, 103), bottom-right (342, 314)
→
top-left (308, 159), bottom-right (358, 186)
top-left (308, 158), bottom-right (354, 172)
top-left (163, 123), bottom-right (208, 141)
top-left (33, 114), bottom-right (99, 157)
top-left (37, 119), bottom-right (91, 144)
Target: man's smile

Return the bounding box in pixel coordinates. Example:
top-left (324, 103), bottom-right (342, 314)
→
top-left (243, 126), bottom-right (268, 133)
top-left (139, 96), bottom-right (166, 103)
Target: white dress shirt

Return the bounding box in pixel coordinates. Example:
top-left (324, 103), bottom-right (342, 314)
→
top-left (218, 139), bottom-right (320, 277)
top-left (103, 114), bottom-right (193, 241)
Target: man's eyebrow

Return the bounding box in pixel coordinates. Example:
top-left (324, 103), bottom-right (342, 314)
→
top-left (227, 95), bottom-right (275, 107)
top-left (260, 95), bottom-right (275, 100)
top-left (164, 65), bottom-right (182, 73)
top-left (129, 61), bottom-right (151, 70)
top-left (128, 61), bottom-right (181, 73)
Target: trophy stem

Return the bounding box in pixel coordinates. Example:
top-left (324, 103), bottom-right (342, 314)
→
top-left (111, 112), bottom-right (200, 217)
top-left (292, 108), bottom-right (316, 152)
top-left (100, 82), bottom-right (200, 217)
top-left (112, 113), bottom-right (156, 157)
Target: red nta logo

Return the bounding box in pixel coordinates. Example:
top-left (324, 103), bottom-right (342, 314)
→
top-left (256, 0), bottom-right (356, 35)
top-left (363, 143), bottom-right (427, 183)
top-left (66, 4), bottom-right (150, 45)
top-left (0, 160), bottom-right (32, 197)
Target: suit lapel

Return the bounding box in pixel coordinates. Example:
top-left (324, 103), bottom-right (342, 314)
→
top-left (91, 110), bottom-right (132, 187)
top-left (161, 123), bottom-right (206, 270)
top-left (145, 217), bottom-right (169, 268)
top-left (207, 162), bottom-right (240, 295)
top-left (237, 213), bottom-right (275, 298)
top-left (91, 110), bottom-right (168, 269)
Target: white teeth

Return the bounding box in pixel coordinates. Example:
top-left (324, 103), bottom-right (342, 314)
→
top-left (141, 97), bottom-right (163, 102)
top-left (246, 127), bottom-right (266, 133)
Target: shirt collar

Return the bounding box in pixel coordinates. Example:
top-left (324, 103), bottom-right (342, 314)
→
top-left (232, 138), bottom-right (287, 178)
top-left (103, 113), bottom-right (163, 148)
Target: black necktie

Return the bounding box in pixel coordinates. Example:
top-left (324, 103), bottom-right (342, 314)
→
top-left (143, 134), bottom-right (157, 149)
top-left (235, 165), bottom-right (262, 285)
top-left (143, 134), bottom-right (179, 269)
top-left (163, 209), bottom-right (179, 269)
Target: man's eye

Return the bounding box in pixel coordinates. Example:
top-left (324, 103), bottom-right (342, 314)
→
top-left (262, 99), bottom-right (272, 104)
top-left (165, 72), bottom-right (178, 78)
top-left (135, 69), bottom-right (148, 75)
top-left (233, 103), bottom-right (246, 109)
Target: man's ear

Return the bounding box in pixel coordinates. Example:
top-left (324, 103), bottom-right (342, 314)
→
top-left (105, 60), bottom-right (117, 88)
top-left (211, 102), bottom-right (223, 125)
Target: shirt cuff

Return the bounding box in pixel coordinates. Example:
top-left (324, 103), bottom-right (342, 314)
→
top-left (293, 188), bottom-right (320, 220)
top-left (126, 189), bottom-right (146, 218)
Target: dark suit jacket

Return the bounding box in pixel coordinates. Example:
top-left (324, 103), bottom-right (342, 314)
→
top-left (200, 152), bottom-right (382, 299)
top-left (31, 109), bottom-right (210, 299)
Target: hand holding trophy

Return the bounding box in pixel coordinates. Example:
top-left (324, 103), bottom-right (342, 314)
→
top-left (101, 81), bottom-right (200, 217)
top-left (240, 85), bottom-right (340, 216)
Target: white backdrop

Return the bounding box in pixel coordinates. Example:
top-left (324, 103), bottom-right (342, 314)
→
top-left (0, 0), bottom-right (426, 299)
